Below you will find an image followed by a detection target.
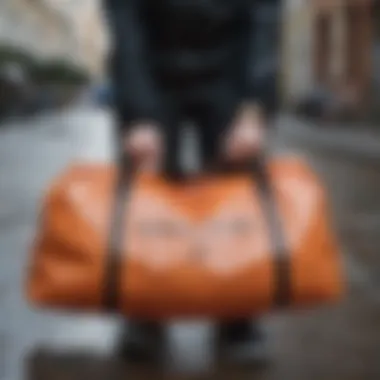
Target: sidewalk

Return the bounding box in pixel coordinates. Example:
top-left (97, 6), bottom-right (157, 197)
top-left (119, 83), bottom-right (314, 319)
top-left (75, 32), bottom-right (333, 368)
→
top-left (277, 114), bottom-right (380, 163)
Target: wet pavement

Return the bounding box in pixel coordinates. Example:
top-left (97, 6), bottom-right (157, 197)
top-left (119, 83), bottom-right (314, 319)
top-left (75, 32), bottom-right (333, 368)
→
top-left (0, 108), bottom-right (379, 380)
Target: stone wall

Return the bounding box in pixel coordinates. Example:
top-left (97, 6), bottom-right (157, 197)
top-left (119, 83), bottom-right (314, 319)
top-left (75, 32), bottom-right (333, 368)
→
top-left (0, 0), bottom-right (107, 77)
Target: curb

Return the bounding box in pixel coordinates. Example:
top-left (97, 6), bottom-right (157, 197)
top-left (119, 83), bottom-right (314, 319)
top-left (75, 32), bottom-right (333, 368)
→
top-left (277, 115), bottom-right (380, 163)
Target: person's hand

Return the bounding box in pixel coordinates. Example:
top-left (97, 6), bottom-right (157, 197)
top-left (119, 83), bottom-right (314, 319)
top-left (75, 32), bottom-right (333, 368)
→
top-left (223, 103), bottom-right (265, 163)
top-left (124, 123), bottom-right (163, 171)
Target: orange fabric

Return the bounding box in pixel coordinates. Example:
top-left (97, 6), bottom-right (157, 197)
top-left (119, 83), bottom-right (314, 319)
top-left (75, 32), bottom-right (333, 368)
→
top-left (26, 156), bottom-right (344, 319)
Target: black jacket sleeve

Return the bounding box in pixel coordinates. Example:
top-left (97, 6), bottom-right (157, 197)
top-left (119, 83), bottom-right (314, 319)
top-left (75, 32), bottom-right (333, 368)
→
top-left (103, 0), bottom-right (165, 130)
top-left (241, 0), bottom-right (283, 118)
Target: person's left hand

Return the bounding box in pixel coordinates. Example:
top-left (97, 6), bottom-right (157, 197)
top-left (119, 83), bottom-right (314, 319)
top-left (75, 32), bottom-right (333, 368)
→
top-left (222, 103), bottom-right (265, 163)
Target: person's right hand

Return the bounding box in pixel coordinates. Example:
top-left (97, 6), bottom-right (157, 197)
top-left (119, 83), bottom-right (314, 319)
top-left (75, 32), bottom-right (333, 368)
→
top-left (124, 123), bottom-right (163, 171)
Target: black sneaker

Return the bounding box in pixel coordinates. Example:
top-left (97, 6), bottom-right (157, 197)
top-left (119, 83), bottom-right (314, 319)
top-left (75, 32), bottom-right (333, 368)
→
top-left (216, 320), bottom-right (270, 368)
top-left (117, 320), bottom-right (165, 363)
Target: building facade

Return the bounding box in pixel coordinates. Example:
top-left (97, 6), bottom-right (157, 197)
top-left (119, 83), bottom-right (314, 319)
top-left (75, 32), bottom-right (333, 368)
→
top-left (282, 0), bottom-right (376, 113)
top-left (0, 0), bottom-right (71, 60)
top-left (41, 0), bottom-right (107, 77)
top-left (0, 0), bottom-right (107, 77)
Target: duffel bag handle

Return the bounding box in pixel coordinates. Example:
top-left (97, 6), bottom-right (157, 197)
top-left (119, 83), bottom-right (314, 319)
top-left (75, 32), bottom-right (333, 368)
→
top-left (103, 122), bottom-right (181, 311)
top-left (103, 126), bottom-right (291, 312)
top-left (103, 127), bottom-right (133, 311)
top-left (251, 158), bottom-right (291, 308)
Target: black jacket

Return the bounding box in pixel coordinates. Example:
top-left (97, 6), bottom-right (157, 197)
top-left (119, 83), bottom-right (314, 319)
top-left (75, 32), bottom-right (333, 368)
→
top-left (103, 0), bottom-right (282, 131)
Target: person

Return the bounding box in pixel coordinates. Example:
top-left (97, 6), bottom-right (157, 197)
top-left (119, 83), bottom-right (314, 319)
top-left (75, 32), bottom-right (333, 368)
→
top-left (102, 0), bottom-right (282, 364)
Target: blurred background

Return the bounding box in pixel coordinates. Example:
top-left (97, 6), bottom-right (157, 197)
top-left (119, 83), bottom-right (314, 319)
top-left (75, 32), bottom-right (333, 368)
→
top-left (0, 0), bottom-right (379, 379)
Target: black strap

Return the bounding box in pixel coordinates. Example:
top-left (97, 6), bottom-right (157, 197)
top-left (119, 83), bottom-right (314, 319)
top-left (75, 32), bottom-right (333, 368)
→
top-left (103, 146), bottom-right (131, 311)
top-left (103, 120), bottom-right (184, 310)
top-left (252, 159), bottom-right (292, 308)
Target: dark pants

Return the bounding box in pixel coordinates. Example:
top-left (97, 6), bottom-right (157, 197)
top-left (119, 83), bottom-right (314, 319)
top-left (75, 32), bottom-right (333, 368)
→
top-left (152, 80), bottom-right (241, 177)
top-left (170, 107), bottom-right (231, 166)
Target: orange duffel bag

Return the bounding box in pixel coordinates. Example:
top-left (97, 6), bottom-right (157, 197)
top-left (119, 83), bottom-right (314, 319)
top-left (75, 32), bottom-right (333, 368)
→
top-left (26, 156), bottom-right (344, 319)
